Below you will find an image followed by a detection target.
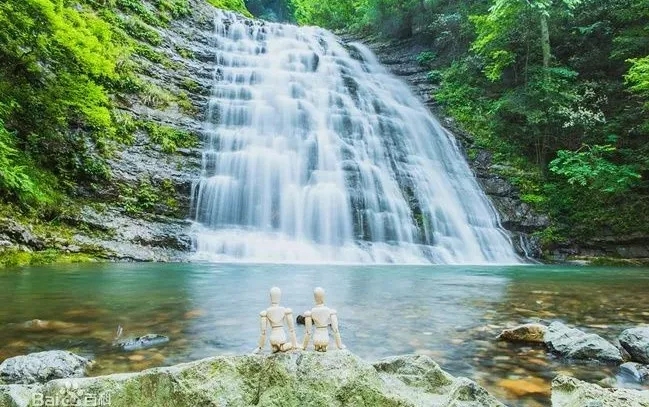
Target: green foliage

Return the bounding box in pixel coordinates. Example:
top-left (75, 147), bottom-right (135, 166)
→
top-left (0, 115), bottom-right (43, 204)
top-left (139, 121), bottom-right (199, 153)
top-left (120, 176), bottom-right (180, 216)
top-left (206, 0), bottom-right (252, 16)
top-left (176, 91), bottom-right (197, 115)
top-left (134, 43), bottom-right (171, 64)
top-left (121, 15), bottom-right (163, 45)
top-left (116, 0), bottom-right (163, 26)
top-left (549, 144), bottom-right (641, 193)
top-left (175, 45), bottom-right (195, 59)
top-left (416, 51), bottom-right (437, 66)
top-left (0, 0), bottom-right (138, 204)
top-left (180, 78), bottom-right (201, 93)
top-left (245, 0), bottom-right (294, 22)
top-left (140, 83), bottom-right (174, 108)
top-left (626, 56), bottom-right (649, 106)
top-left (426, 70), bottom-right (443, 84)
top-left (156, 0), bottom-right (191, 18)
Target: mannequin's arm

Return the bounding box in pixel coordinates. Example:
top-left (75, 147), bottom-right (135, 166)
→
top-left (331, 310), bottom-right (345, 349)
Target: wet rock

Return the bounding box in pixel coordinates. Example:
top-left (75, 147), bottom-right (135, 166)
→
top-left (115, 334), bottom-right (170, 352)
top-left (618, 362), bottom-right (649, 384)
top-left (497, 323), bottom-right (547, 343)
top-left (551, 374), bottom-right (649, 406)
top-left (0, 352), bottom-right (506, 407)
top-left (479, 177), bottom-right (513, 197)
top-left (0, 218), bottom-right (45, 250)
top-left (619, 327), bottom-right (649, 364)
top-left (19, 319), bottom-right (91, 334)
top-left (71, 207), bottom-right (194, 262)
top-left (0, 351), bottom-right (91, 384)
top-left (545, 321), bottom-right (623, 363)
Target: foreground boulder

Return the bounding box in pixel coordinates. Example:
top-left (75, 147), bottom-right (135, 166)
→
top-left (551, 374), bottom-right (649, 407)
top-left (545, 322), bottom-right (623, 363)
top-left (619, 327), bottom-right (649, 364)
top-left (0, 351), bottom-right (91, 385)
top-left (0, 352), bottom-right (505, 407)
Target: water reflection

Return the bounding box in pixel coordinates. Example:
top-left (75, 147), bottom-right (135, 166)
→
top-left (1, 263), bottom-right (648, 406)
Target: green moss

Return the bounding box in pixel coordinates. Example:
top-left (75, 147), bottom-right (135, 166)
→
top-left (121, 16), bottom-right (163, 46)
top-left (116, 0), bottom-right (164, 27)
top-left (140, 83), bottom-right (174, 109)
top-left (156, 0), bottom-right (191, 19)
top-left (134, 44), bottom-right (171, 65)
top-left (177, 91), bottom-right (198, 115)
top-left (0, 249), bottom-right (101, 269)
top-left (175, 45), bottom-right (195, 59)
top-left (180, 78), bottom-right (202, 93)
top-left (139, 121), bottom-right (199, 153)
top-left (120, 177), bottom-right (181, 217)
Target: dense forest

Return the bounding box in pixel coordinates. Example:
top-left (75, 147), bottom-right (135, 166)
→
top-left (248, 0), bottom-right (649, 251)
top-left (1, 0), bottom-right (648, 261)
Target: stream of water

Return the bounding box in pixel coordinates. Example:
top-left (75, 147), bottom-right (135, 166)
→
top-left (1, 263), bottom-right (648, 406)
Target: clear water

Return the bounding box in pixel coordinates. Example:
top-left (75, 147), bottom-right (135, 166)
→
top-left (2, 263), bottom-right (648, 406)
top-left (191, 11), bottom-right (519, 264)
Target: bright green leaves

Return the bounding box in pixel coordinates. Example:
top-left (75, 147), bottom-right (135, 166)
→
top-left (626, 56), bottom-right (649, 104)
top-left (0, 0), bottom-right (133, 205)
top-left (206, 0), bottom-right (252, 17)
top-left (291, 0), bottom-right (360, 29)
top-left (471, 0), bottom-right (582, 80)
top-left (549, 144), bottom-right (641, 193)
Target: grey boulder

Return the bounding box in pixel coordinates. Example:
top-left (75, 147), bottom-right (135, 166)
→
top-left (545, 321), bottom-right (623, 363)
top-left (619, 327), bottom-right (649, 364)
top-left (552, 374), bottom-right (649, 407)
top-left (0, 351), bottom-right (91, 385)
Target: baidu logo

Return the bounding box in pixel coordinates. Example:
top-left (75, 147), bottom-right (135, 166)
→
top-left (32, 380), bottom-right (111, 406)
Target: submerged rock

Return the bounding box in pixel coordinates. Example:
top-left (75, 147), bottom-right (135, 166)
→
top-left (619, 327), bottom-right (649, 364)
top-left (618, 362), bottom-right (649, 384)
top-left (0, 352), bottom-right (505, 407)
top-left (497, 377), bottom-right (550, 398)
top-left (496, 323), bottom-right (547, 343)
top-left (545, 321), bottom-right (623, 363)
top-left (0, 351), bottom-right (91, 385)
top-left (551, 374), bottom-right (649, 407)
top-left (114, 334), bottom-right (170, 352)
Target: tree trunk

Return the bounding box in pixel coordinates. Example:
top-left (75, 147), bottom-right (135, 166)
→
top-left (540, 13), bottom-right (551, 68)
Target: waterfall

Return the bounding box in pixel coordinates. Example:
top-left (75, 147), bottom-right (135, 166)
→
top-left (190, 11), bottom-right (521, 264)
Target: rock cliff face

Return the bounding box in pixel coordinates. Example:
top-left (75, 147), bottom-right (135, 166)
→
top-left (349, 35), bottom-right (549, 260)
top-left (1, 0), bottom-right (221, 263)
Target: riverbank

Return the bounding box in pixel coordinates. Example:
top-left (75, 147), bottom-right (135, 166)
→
top-left (2, 351), bottom-right (648, 407)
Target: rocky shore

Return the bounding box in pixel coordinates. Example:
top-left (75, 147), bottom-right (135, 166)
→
top-left (2, 350), bottom-right (649, 407)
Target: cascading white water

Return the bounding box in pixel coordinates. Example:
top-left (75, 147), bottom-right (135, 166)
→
top-left (190, 10), bottom-right (521, 264)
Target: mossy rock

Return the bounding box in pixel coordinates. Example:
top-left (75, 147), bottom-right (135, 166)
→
top-left (0, 352), bottom-right (505, 407)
